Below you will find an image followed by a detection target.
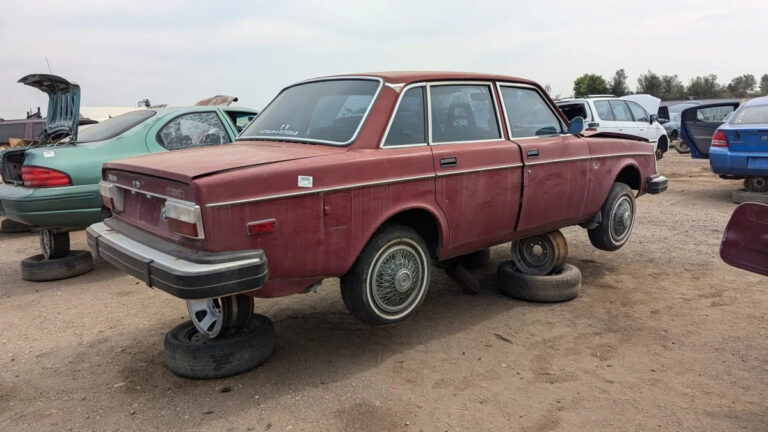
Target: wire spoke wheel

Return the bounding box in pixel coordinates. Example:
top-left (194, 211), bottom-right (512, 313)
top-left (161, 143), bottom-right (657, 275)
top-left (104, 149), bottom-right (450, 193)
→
top-left (608, 195), bottom-right (634, 244)
top-left (186, 294), bottom-right (253, 339)
top-left (511, 231), bottom-right (567, 275)
top-left (368, 239), bottom-right (428, 318)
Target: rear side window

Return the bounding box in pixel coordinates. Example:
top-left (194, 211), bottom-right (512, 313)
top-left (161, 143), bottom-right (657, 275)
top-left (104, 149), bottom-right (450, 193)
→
top-left (430, 85), bottom-right (500, 143)
top-left (78, 110), bottom-right (156, 143)
top-left (0, 124), bottom-right (26, 143)
top-left (500, 87), bottom-right (563, 138)
top-left (731, 105), bottom-right (768, 125)
top-left (594, 101), bottom-right (614, 121)
top-left (557, 103), bottom-right (589, 122)
top-left (609, 100), bottom-right (633, 121)
top-left (226, 111), bottom-right (257, 133)
top-left (157, 112), bottom-right (231, 150)
top-left (626, 101), bottom-right (649, 122)
top-left (383, 87), bottom-right (426, 146)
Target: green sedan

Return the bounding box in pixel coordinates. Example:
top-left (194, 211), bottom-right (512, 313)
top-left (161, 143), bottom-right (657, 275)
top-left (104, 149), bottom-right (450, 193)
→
top-left (0, 74), bottom-right (258, 280)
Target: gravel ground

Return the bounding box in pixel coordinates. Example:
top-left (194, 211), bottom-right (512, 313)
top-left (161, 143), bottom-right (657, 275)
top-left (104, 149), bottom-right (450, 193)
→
top-left (1, 152), bottom-right (766, 431)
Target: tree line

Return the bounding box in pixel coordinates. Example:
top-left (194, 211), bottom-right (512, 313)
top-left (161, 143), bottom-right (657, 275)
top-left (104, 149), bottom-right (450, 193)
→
top-left (570, 70), bottom-right (768, 100)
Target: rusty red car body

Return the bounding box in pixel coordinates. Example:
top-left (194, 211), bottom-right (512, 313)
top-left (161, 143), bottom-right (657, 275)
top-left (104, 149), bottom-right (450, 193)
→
top-left (87, 72), bottom-right (666, 320)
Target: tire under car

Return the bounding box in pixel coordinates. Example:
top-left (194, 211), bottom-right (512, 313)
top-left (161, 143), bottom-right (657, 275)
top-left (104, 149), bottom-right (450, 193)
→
top-left (497, 262), bottom-right (581, 302)
top-left (21, 250), bottom-right (94, 282)
top-left (164, 314), bottom-right (275, 379)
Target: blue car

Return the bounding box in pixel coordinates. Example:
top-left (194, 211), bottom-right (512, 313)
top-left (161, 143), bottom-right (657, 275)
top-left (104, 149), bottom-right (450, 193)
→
top-left (679, 99), bottom-right (768, 191)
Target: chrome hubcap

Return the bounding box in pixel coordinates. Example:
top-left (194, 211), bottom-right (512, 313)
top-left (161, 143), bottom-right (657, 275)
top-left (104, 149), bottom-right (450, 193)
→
top-left (187, 298), bottom-right (223, 338)
top-left (370, 242), bottom-right (426, 315)
top-left (609, 196), bottom-right (633, 242)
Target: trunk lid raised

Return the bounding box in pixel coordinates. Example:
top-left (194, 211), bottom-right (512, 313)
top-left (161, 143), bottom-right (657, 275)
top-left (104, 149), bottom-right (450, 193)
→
top-left (18, 74), bottom-right (81, 145)
top-left (104, 141), bottom-right (347, 183)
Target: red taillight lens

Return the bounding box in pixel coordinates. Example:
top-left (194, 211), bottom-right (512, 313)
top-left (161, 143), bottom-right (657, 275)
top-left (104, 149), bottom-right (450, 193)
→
top-left (247, 219), bottom-right (276, 236)
top-left (167, 218), bottom-right (199, 238)
top-left (712, 130), bottom-right (728, 148)
top-left (21, 166), bottom-right (71, 187)
top-left (165, 199), bottom-right (204, 239)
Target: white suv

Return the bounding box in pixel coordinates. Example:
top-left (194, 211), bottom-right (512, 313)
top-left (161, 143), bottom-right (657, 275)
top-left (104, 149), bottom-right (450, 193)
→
top-left (556, 95), bottom-right (668, 159)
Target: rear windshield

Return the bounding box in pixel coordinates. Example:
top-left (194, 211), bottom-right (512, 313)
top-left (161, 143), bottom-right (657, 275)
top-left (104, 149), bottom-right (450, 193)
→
top-left (239, 79), bottom-right (380, 145)
top-left (731, 105), bottom-right (768, 125)
top-left (77, 110), bottom-right (156, 143)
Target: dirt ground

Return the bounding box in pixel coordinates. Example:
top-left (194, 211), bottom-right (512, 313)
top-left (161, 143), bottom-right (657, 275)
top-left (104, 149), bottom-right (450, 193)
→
top-left (1, 152), bottom-right (766, 432)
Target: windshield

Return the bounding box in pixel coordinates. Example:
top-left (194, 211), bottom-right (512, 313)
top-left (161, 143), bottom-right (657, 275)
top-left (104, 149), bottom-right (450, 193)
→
top-left (731, 105), bottom-right (768, 125)
top-left (77, 110), bottom-right (156, 143)
top-left (240, 78), bottom-right (381, 145)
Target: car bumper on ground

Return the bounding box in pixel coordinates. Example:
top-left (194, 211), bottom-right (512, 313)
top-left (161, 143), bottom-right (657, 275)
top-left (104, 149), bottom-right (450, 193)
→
top-left (0, 183), bottom-right (101, 228)
top-left (646, 174), bottom-right (668, 194)
top-left (710, 148), bottom-right (768, 176)
top-left (87, 220), bottom-right (269, 300)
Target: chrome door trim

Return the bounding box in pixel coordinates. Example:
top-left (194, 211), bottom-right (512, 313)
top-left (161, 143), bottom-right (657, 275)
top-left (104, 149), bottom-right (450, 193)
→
top-left (379, 82), bottom-right (428, 148)
top-left (496, 82), bottom-right (567, 140)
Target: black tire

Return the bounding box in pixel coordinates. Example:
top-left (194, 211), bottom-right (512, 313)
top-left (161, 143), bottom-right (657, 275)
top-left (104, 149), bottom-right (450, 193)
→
top-left (341, 224), bottom-right (431, 326)
top-left (458, 248), bottom-right (491, 269)
top-left (674, 140), bottom-right (690, 154)
top-left (497, 262), bottom-right (581, 302)
top-left (588, 182), bottom-right (636, 251)
top-left (0, 219), bottom-right (31, 233)
top-left (744, 176), bottom-right (768, 193)
top-left (164, 314), bottom-right (275, 380)
top-left (669, 130), bottom-right (678, 141)
top-left (656, 136), bottom-right (668, 159)
top-left (21, 250), bottom-right (94, 282)
top-left (40, 230), bottom-right (70, 259)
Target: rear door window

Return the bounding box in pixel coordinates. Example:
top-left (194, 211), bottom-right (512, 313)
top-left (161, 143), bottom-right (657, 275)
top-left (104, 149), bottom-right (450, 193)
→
top-left (609, 100), bottom-right (633, 121)
top-left (157, 112), bottom-right (231, 150)
top-left (626, 101), bottom-right (649, 122)
top-left (383, 86), bottom-right (426, 146)
top-left (500, 86), bottom-right (563, 138)
top-left (593, 101), bottom-right (614, 121)
top-left (430, 84), bottom-right (501, 143)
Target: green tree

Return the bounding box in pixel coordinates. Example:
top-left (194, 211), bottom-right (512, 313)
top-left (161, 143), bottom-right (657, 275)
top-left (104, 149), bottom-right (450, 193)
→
top-left (726, 74), bottom-right (757, 97)
top-left (608, 69), bottom-right (630, 97)
top-left (761, 74), bottom-right (768, 95)
top-left (636, 70), bottom-right (664, 97)
top-left (660, 74), bottom-right (686, 100)
top-left (686, 75), bottom-right (721, 99)
top-left (573, 74), bottom-right (609, 97)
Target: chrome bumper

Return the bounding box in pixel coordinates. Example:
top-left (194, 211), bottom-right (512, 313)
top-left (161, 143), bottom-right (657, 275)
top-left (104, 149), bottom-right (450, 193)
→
top-left (87, 221), bottom-right (268, 300)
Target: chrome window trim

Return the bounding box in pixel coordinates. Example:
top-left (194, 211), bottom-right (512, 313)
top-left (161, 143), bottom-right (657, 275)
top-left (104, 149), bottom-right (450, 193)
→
top-left (206, 173), bottom-right (436, 208)
top-left (427, 81), bottom-right (503, 145)
top-left (237, 76), bottom-right (384, 147)
top-left (379, 83), bottom-right (428, 148)
top-left (496, 82), bottom-right (567, 140)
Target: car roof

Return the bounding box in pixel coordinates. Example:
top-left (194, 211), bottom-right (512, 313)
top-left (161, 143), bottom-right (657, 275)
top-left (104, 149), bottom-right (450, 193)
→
top-left (321, 71), bottom-right (539, 86)
top-left (744, 96), bottom-right (768, 107)
top-left (124, 106), bottom-right (259, 116)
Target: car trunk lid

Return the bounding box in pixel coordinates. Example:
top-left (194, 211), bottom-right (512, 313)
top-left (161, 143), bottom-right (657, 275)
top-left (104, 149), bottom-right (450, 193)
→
top-left (105, 141), bottom-right (347, 183)
top-left (18, 74), bottom-right (81, 145)
top-left (724, 126), bottom-right (768, 152)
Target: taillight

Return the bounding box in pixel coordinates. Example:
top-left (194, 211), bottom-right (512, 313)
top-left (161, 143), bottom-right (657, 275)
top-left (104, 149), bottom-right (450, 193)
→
top-left (21, 166), bottom-right (71, 187)
top-left (712, 130), bottom-right (728, 148)
top-left (98, 181), bottom-right (124, 211)
top-left (247, 219), bottom-right (276, 236)
top-left (165, 199), bottom-right (204, 239)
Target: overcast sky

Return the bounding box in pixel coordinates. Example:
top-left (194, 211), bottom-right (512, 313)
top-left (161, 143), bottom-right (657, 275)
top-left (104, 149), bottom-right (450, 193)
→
top-left (1, 0), bottom-right (766, 118)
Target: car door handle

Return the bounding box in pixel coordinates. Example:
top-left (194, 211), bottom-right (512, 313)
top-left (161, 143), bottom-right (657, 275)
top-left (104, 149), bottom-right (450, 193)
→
top-left (440, 157), bottom-right (457, 168)
top-left (527, 149), bottom-right (539, 158)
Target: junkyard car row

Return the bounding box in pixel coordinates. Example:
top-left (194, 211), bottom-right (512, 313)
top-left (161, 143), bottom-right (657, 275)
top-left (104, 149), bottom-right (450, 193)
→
top-left (5, 71), bottom-right (673, 378)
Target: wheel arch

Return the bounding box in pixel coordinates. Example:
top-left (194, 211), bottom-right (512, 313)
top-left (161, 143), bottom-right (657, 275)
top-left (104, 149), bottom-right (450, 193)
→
top-left (614, 163), bottom-right (642, 191)
top-left (371, 206), bottom-right (447, 259)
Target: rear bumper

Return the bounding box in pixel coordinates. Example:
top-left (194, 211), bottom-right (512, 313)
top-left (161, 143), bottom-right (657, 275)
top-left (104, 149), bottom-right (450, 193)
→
top-left (87, 221), bottom-right (269, 300)
top-left (710, 148), bottom-right (768, 176)
top-left (646, 174), bottom-right (668, 194)
top-left (0, 183), bottom-right (101, 228)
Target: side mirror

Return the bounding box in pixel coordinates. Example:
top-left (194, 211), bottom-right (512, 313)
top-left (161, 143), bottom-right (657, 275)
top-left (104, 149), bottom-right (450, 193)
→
top-left (721, 202), bottom-right (768, 276)
top-left (649, 114), bottom-right (658, 124)
top-left (567, 117), bottom-right (584, 134)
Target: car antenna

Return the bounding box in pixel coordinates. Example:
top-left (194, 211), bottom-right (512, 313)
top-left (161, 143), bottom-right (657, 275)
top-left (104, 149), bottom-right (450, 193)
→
top-left (45, 57), bottom-right (52, 73)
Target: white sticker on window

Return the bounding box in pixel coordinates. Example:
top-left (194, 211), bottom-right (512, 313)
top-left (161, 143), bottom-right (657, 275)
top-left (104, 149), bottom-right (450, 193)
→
top-left (43, 151), bottom-right (54, 158)
top-left (298, 175), bottom-right (313, 188)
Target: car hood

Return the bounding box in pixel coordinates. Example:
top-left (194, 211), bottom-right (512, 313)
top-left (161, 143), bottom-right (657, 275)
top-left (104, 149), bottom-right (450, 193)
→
top-left (18, 74), bottom-right (81, 145)
top-left (622, 94), bottom-right (661, 117)
top-left (104, 141), bottom-right (348, 183)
